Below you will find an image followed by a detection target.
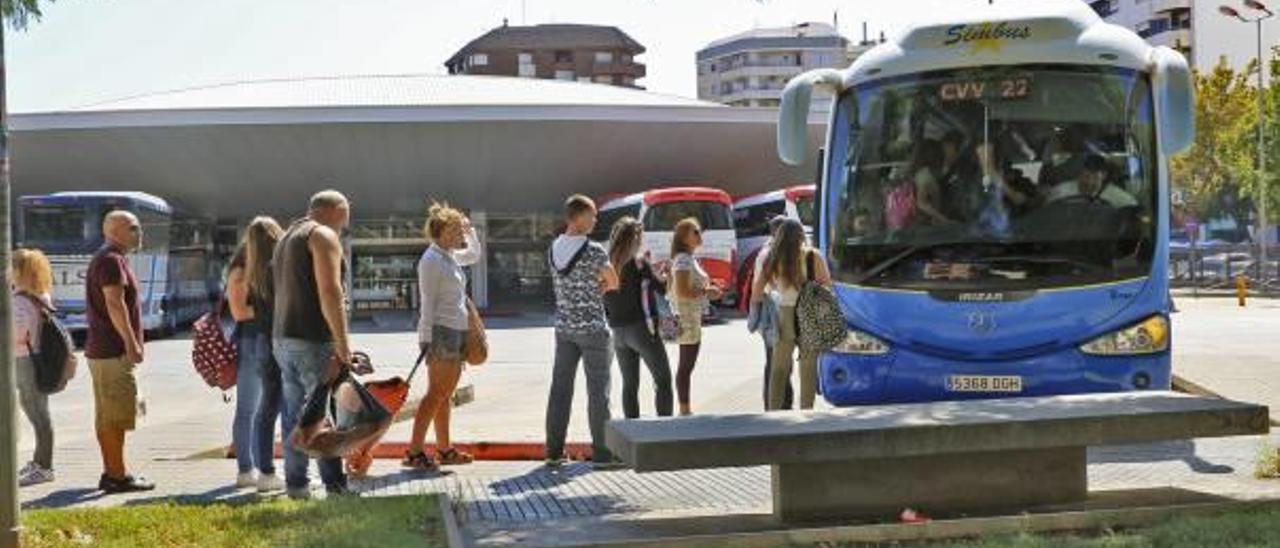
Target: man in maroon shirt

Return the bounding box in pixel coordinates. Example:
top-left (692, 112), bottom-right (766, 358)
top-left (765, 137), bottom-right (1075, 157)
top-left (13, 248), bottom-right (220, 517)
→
top-left (85, 210), bottom-right (154, 493)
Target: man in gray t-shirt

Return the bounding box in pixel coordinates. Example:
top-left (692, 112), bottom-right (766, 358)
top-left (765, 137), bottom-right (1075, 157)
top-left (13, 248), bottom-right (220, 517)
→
top-left (545, 194), bottom-right (620, 468)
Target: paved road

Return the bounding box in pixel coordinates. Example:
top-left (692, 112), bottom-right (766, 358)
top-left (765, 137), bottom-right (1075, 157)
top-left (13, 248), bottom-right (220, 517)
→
top-left (15, 297), bottom-right (1280, 518)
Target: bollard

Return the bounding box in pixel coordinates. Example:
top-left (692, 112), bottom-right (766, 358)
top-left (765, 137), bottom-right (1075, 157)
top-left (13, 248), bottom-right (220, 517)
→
top-left (1237, 275), bottom-right (1248, 307)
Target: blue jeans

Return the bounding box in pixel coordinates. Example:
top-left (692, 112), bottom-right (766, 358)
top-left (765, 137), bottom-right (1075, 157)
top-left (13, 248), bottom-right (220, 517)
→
top-left (233, 328), bottom-right (282, 475)
top-left (274, 337), bottom-right (346, 490)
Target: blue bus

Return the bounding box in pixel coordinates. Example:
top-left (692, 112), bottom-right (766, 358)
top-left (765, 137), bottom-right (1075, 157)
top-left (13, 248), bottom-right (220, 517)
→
top-left (18, 191), bottom-right (220, 336)
top-left (776, 1), bottom-right (1194, 405)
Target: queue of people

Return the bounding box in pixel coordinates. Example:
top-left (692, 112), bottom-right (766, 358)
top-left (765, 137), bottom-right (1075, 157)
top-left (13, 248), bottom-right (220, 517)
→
top-left (9, 189), bottom-right (830, 497)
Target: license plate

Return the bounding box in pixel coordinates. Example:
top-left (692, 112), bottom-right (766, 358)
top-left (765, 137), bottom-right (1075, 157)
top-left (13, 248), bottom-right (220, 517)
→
top-left (946, 375), bottom-right (1023, 393)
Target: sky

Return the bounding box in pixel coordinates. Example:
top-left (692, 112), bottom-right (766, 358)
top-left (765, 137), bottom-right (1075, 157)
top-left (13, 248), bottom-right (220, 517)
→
top-left (7, 0), bottom-right (984, 113)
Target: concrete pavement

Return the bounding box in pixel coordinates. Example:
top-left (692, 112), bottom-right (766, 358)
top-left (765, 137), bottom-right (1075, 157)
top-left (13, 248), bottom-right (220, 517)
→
top-left (12, 297), bottom-right (1280, 543)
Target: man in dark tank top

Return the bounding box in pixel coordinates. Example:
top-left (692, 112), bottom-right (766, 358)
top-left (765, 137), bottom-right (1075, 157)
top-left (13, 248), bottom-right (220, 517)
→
top-left (272, 189), bottom-right (354, 499)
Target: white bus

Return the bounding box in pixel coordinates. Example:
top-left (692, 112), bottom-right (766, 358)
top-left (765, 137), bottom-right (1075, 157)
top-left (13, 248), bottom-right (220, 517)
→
top-left (731, 185), bottom-right (816, 305)
top-left (18, 191), bottom-right (219, 336)
top-left (592, 186), bottom-right (737, 303)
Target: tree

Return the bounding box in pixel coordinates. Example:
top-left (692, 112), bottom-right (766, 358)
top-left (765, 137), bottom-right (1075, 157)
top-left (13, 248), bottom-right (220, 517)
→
top-left (0, 3), bottom-right (53, 546)
top-left (1171, 59), bottom-right (1257, 223)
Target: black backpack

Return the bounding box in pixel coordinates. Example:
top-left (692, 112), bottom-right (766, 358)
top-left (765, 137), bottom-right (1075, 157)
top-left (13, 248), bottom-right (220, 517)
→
top-left (18, 292), bottom-right (77, 394)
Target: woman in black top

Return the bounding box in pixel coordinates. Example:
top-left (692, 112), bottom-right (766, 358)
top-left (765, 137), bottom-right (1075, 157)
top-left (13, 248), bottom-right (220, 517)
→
top-left (603, 217), bottom-right (674, 418)
top-left (226, 216), bottom-right (285, 492)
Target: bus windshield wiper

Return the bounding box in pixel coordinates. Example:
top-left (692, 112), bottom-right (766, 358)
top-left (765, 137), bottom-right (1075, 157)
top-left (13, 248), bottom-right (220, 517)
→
top-left (972, 255), bottom-right (1107, 274)
top-left (853, 242), bottom-right (960, 285)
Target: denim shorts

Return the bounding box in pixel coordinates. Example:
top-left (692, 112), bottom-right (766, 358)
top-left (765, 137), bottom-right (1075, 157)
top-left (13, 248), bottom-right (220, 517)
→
top-left (426, 325), bottom-right (468, 362)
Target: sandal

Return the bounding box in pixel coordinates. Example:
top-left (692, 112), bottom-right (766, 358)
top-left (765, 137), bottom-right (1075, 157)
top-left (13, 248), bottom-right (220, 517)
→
top-left (437, 447), bottom-right (474, 465)
top-left (401, 450), bottom-right (438, 471)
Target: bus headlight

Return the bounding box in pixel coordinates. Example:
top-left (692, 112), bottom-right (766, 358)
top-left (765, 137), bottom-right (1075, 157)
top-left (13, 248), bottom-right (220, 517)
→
top-left (832, 329), bottom-right (890, 355)
top-left (1080, 316), bottom-right (1169, 356)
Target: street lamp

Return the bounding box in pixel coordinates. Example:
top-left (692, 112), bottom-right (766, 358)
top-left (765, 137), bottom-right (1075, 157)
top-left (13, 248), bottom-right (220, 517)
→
top-left (1221, 1), bottom-right (1275, 288)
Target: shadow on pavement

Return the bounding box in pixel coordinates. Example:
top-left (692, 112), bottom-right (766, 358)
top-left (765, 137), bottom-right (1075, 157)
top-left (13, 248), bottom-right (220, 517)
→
top-left (1089, 440), bottom-right (1236, 474)
top-left (22, 488), bottom-right (107, 510)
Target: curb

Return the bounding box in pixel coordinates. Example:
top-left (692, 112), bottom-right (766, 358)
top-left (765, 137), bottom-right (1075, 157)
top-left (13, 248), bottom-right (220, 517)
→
top-left (1173, 374), bottom-right (1280, 427)
top-left (582, 498), bottom-right (1280, 547)
top-left (438, 492), bottom-right (468, 548)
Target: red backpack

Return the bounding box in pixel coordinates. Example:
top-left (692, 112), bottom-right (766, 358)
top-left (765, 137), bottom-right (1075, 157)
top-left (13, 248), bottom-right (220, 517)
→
top-left (191, 301), bottom-right (237, 390)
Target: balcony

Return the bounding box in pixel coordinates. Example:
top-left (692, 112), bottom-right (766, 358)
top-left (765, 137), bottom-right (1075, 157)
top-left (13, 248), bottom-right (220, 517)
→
top-left (717, 63), bottom-right (805, 80)
top-left (591, 62), bottom-right (646, 79)
top-left (715, 86), bottom-right (787, 103)
top-left (1153, 0), bottom-right (1191, 12)
top-left (1148, 27), bottom-right (1193, 50)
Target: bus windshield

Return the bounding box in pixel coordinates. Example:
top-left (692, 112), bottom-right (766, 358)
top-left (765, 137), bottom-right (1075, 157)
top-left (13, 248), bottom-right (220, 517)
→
top-left (644, 201), bottom-right (733, 231)
top-left (21, 203), bottom-right (109, 254)
top-left (828, 65), bottom-right (1157, 291)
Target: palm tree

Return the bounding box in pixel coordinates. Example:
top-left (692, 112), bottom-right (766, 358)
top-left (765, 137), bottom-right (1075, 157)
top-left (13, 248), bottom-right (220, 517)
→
top-left (0, 3), bottom-right (54, 546)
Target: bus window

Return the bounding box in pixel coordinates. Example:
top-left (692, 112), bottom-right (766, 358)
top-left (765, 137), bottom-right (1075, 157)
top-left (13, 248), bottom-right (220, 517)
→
top-left (644, 201), bottom-right (733, 232)
top-left (592, 203), bottom-right (641, 241)
top-left (20, 203), bottom-right (109, 254)
top-left (734, 201), bottom-right (785, 239)
top-left (794, 195), bottom-right (816, 227)
top-left (828, 66), bottom-right (1157, 290)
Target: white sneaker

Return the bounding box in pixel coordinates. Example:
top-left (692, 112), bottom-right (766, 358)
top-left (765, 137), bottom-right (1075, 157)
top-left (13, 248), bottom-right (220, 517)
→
top-left (257, 474), bottom-right (285, 493)
top-left (235, 472), bottom-right (256, 488)
top-left (17, 462), bottom-right (36, 477)
top-left (18, 465), bottom-right (54, 487)
top-left (286, 486), bottom-right (312, 501)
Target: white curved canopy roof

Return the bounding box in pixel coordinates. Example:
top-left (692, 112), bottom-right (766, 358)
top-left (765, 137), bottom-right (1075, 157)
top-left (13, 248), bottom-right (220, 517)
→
top-left (11, 75), bottom-right (822, 219)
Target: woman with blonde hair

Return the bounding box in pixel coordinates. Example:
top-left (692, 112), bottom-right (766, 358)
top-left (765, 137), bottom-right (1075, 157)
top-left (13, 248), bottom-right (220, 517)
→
top-left (669, 218), bottom-right (722, 416)
top-left (751, 219), bottom-right (832, 410)
top-left (404, 202), bottom-right (482, 471)
top-left (226, 216), bottom-right (286, 491)
top-left (12, 248), bottom-right (57, 486)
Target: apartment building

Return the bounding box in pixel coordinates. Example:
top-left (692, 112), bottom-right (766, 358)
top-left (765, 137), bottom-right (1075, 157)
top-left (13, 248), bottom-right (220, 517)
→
top-left (696, 22), bottom-right (853, 110)
top-left (446, 22), bottom-right (646, 88)
top-left (1089, 0), bottom-right (1280, 74)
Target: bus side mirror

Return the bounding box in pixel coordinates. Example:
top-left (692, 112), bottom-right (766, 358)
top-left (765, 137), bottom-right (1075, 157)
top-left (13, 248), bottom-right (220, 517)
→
top-left (778, 69), bottom-right (844, 166)
top-left (1152, 46), bottom-right (1195, 155)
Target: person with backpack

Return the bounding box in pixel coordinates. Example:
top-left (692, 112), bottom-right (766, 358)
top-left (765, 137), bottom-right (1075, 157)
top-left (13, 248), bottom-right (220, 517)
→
top-left (11, 248), bottom-right (59, 486)
top-left (751, 219), bottom-right (832, 410)
top-left (545, 195), bottom-right (622, 469)
top-left (669, 218), bottom-right (723, 416)
top-left (225, 216), bottom-right (286, 492)
top-left (403, 203), bottom-right (482, 471)
top-left (603, 217), bottom-right (673, 419)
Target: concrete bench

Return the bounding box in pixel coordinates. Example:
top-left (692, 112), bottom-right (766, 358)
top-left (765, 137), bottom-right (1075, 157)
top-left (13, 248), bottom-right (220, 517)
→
top-left (605, 391), bottom-right (1269, 522)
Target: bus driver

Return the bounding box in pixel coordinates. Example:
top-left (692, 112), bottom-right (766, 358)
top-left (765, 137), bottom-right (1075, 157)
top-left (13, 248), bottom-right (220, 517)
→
top-left (1046, 154), bottom-right (1137, 208)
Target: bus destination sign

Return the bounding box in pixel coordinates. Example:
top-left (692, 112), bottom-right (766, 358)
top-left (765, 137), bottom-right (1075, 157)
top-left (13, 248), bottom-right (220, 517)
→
top-left (938, 76), bottom-right (1032, 102)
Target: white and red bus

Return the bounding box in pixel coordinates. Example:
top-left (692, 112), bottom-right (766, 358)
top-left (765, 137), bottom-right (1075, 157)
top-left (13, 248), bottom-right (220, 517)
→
top-left (592, 186), bottom-right (737, 302)
top-left (731, 185), bottom-right (816, 307)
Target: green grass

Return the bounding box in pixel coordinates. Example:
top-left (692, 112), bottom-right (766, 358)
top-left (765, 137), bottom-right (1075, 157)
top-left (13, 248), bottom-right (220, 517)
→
top-left (826, 507), bottom-right (1280, 548)
top-left (20, 495), bottom-right (447, 548)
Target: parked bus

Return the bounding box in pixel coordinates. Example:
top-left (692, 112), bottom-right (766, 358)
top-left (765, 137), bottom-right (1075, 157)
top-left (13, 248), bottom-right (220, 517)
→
top-left (18, 191), bottom-right (221, 336)
top-left (593, 187), bottom-right (737, 303)
top-left (775, 0), bottom-right (1194, 405)
top-left (732, 185), bottom-right (816, 307)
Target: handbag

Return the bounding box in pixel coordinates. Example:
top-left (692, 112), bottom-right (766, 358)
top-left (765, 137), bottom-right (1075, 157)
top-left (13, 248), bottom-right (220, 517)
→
top-left (796, 251), bottom-right (847, 352)
top-left (290, 354), bottom-right (393, 459)
top-left (191, 298), bottom-right (237, 391)
top-left (464, 297), bottom-right (488, 365)
top-left (655, 296), bottom-right (680, 342)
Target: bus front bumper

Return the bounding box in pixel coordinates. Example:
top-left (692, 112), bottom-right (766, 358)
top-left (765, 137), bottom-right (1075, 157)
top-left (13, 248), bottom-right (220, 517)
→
top-left (818, 346), bottom-right (1170, 407)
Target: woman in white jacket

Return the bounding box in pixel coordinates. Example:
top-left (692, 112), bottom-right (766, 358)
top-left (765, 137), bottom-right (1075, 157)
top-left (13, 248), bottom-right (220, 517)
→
top-left (403, 203), bottom-right (482, 471)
